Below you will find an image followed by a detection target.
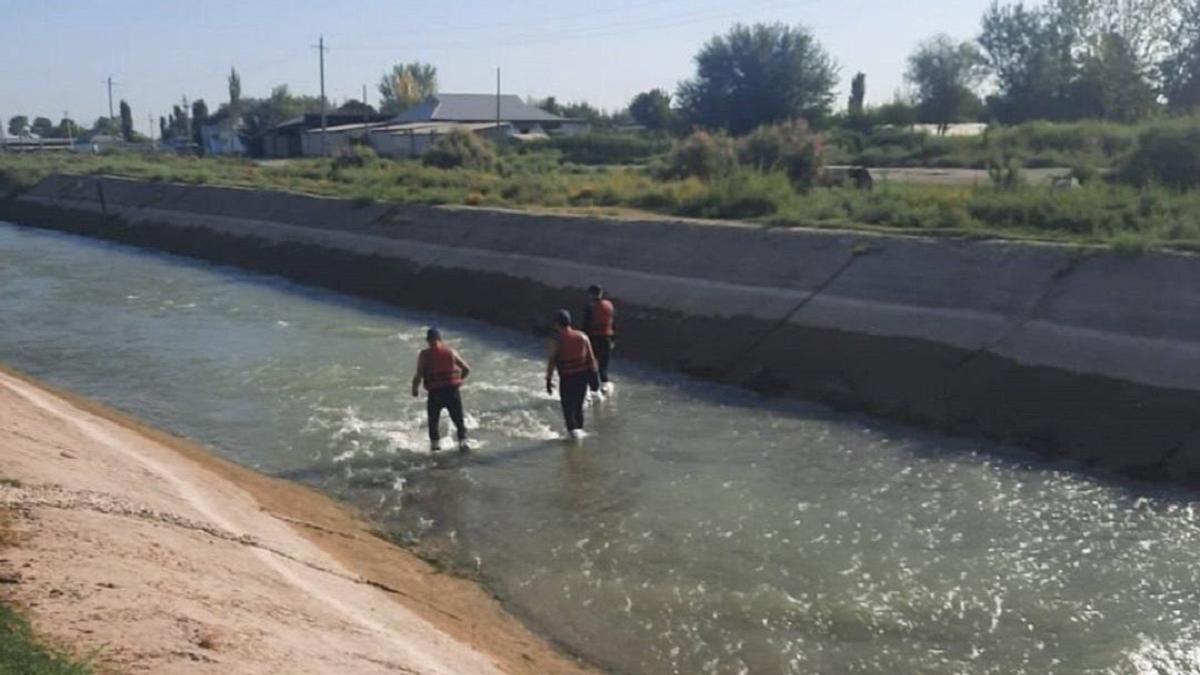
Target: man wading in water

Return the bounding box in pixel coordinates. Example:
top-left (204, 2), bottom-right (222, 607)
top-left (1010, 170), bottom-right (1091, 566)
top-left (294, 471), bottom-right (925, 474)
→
top-left (582, 284), bottom-right (616, 395)
top-left (412, 327), bottom-right (472, 452)
top-left (546, 309), bottom-right (600, 440)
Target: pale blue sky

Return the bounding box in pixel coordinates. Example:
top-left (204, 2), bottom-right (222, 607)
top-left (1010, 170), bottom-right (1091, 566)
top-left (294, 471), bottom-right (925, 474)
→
top-left (2, 0), bottom-right (1034, 133)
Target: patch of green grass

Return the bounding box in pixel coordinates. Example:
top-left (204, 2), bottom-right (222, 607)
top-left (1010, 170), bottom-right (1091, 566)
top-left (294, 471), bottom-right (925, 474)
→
top-left (0, 604), bottom-right (92, 675)
top-left (0, 510), bottom-right (91, 674)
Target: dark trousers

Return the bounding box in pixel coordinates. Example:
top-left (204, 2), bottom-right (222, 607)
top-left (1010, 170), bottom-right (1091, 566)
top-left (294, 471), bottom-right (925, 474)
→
top-left (427, 387), bottom-right (466, 442)
top-left (589, 335), bottom-right (613, 383)
top-left (559, 372), bottom-right (589, 431)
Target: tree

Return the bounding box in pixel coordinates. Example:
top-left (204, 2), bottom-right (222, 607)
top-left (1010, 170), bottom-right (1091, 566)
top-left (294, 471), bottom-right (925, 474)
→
top-left (228, 67), bottom-right (242, 117)
top-left (378, 62), bottom-right (437, 114)
top-left (979, 1), bottom-right (1079, 122)
top-left (119, 100), bottom-right (134, 141)
top-left (1162, 0), bottom-right (1200, 109)
top-left (628, 89), bottom-right (674, 132)
top-left (56, 118), bottom-right (79, 140)
top-left (1071, 32), bottom-right (1157, 122)
top-left (906, 35), bottom-right (986, 133)
top-left (848, 72), bottom-right (866, 118)
top-left (536, 96), bottom-right (562, 116)
top-left (31, 117), bottom-right (54, 138)
top-left (92, 116), bottom-right (119, 136)
top-left (676, 22), bottom-right (839, 134)
top-left (7, 115), bottom-right (28, 137)
top-left (159, 116), bottom-right (169, 140)
top-left (191, 99), bottom-right (209, 148)
top-left (979, 0), bottom-right (1173, 122)
top-left (874, 97), bottom-right (919, 127)
top-left (337, 99), bottom-right (375, 115)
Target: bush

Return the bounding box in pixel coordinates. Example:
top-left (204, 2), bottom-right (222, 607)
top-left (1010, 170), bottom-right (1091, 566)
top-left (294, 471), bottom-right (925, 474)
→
top-left (737, 120), bottom-right (822, 190)
top-left (547, 133), bottom-right (670, 165)
top-left (422, 130), bottom-right (498, 172)
top-left (661, 130), bottom-right (736, 180)
top-left (331, 145), bottom-right (380, 169)
top-left (1120, 120), bottom-right (1200, 190)
top-left (676, 169), bottom-right (795, 219)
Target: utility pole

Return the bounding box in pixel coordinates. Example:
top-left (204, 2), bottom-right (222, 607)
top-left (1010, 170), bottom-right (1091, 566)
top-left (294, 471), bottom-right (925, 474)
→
top-left (148, 113), bottom-right (155, 149)
top-left (362, 83), bottom-right (369, 143)
top-left (106, 76), bottom-right (115, 121)
top-left (66, 110), bottom-right (74, 147)
top-left (315, 34), bottom-right (329, 157)
top-left (496, 67), bottom-right (501, 136)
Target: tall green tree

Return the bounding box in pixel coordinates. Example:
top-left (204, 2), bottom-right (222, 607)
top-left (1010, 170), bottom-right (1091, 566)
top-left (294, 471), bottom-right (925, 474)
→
top-left (1162, 0), bottom-right (1200, 109)
top-left (228, 67), bottom-right (242, 117)
top-left (676, 22), bottom-right (839, 134)
top-left (119, 100), bottom-right (134, 141)
top-left (628, 89), bottom-right (675, 132)
top-left (191, 99), bottom-right (209, 149)
top-left (906, 35), bottom-right (986, 133)
top-left (7, 115), bottom-right (28, 137)
top-left (847, 72), bottom-right (866, 118)
top-left (378, 62), bottom-right (437, 114)
top-left (978, 1), bottom-right (1079, 122)
top-left (1071, 32), bottom-right (1157, 121)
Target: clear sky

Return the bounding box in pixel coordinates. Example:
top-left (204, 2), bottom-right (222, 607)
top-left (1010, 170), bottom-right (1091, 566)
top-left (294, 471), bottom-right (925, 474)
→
top-left (2, 0), bottom-right (1030, 133)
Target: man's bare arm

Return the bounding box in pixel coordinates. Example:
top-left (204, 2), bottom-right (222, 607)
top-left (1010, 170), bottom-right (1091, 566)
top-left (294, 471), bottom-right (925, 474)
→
top-left (454, 351), bottom-right (471, 380)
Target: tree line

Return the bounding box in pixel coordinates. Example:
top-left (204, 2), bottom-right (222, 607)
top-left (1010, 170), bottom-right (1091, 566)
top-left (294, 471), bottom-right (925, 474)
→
top-left (10, 2), bottom-right (1200, 151)
top-left (621, 0), bottom-right (1200, 135)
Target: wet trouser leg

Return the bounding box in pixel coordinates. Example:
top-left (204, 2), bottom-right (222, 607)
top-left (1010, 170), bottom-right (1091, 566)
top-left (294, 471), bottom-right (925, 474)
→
top-left (590, 335), bottom-right (612, 383)
top-left (427, 387), bottom-right (467, 442)
top-left (559, 373), bottom-right (589, 431)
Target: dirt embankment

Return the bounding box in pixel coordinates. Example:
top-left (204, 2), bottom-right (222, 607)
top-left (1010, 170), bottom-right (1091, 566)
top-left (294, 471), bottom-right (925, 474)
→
top-left (0, 366), bottom-right (598, 675)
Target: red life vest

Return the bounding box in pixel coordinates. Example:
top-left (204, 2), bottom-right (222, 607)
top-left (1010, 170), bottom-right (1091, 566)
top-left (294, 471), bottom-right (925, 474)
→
top-left (422, 344), bottom-right (463, 391)
top-left (556, 329), bottom-right (593, 376)
top-left (588, 299), bottom-right (615, 337)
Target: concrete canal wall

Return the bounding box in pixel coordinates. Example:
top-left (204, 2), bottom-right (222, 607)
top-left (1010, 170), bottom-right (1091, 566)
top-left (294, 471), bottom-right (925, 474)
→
top-left (5, 174), bottom-right (1200, 484)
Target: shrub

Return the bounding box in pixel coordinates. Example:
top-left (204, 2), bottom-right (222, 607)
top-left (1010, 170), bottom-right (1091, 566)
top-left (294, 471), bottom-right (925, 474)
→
top-left (422, 130), bottom-right (499, 172)
top-left (661, 130), bottom-right (736, 180)
top-left (331, 145), bottom-right (380, 169)
top-left (676, 169), bottom-right (795, 219)
top-left (737, 120), bottom-right (822, 190)
top-left (1120, 120), bottom-right (1200, 190)
top-left (548, 133), bottom-right (670, 165)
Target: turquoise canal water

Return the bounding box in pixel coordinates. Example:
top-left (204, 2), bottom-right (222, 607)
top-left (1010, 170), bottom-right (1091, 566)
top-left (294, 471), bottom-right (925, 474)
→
top-left (2, 221), bottom-right (1199, 674)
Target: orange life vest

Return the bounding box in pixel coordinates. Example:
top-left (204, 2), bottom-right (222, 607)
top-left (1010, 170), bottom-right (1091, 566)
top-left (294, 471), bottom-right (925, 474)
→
top-left (556, 329), bottom-right (593, 376)
top-left (588, 299), bottom-right (615, 337)
top-left (422, 344), bottom-right (463, 391)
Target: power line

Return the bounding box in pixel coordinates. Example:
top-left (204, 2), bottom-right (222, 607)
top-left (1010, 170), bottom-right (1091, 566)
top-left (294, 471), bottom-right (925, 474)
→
top-left (338, 0), bottom-right (796, 53)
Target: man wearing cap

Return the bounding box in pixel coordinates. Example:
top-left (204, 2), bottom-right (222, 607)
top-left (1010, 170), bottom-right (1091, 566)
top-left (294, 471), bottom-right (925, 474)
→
top-left (545, 309), bottom-right (600, 439)
top-left (581, 285), bottom-right (616, 393)
top-left (412, 327), bottom-right (472, 452)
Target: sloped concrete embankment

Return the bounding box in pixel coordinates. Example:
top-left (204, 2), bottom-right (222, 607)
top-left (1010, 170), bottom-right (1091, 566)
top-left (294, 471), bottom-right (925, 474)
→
top-left (6, 174), bottom-right (1200, 484)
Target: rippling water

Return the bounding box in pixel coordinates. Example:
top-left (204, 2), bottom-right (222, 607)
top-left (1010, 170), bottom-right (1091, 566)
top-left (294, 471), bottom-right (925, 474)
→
top-left (2, 221), bottom-right (1198, 674)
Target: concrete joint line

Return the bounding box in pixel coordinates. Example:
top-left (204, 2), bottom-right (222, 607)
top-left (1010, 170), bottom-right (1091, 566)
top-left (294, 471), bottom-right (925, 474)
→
top-left (732, 251), bottom-right (864, 368)
top-left (955, 253), bottom-right (1086, 369)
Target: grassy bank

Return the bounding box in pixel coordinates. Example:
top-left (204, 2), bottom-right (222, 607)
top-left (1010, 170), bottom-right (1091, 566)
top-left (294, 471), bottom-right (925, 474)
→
top-left (2, 150), bottom-right (1198, 250)
top-left (0, 509), bottom-right (91, 675)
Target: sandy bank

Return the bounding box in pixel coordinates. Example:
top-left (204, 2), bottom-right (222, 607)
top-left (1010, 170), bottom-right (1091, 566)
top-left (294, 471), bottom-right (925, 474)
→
top-left (0, 367), bottom-right (597, 674)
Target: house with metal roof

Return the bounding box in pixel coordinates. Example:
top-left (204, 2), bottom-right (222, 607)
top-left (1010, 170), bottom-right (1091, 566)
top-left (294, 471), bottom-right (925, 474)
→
top-left (390, 94), bottom-right (586, 136)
